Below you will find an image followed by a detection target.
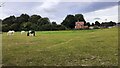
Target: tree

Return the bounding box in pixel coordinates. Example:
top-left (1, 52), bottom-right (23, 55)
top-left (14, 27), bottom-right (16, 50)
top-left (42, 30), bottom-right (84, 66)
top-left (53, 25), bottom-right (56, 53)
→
top-left (109, 21), bottom-right (116, 26)
top-left (101, 22), bottom-right (109, 28)
top-left (14, 14), bottom-right (29, 24)
top-left (2, 16), bottom-right (16, 25)
top-left (2, 16), bottom-right (16, 31)
top-left (61, 15), bottom-right (76, 29)
top-left (91, 23), bottom-right (94, 26)
top-left (20, 14), bottom-right (30, 22)
top-left (2, 24), bottom-right (9, 32)
top-left (29, 15), bottom-right (41, 24)
top-left (95, 21), bottom-right (100, 26)
top-left (52, 21), bottom-right (57, 25)
top-left (86, 22), bottom-right (90, 27)
top-left (75, 14), bottom-right (86, 25)
top-left (20, 22), bottom-right (32, 31)
top-left (37, 17), bottom-right (50, 26)
top-left (56, 25), bottom-right (66, 30)
top-left (30, 24), bottom-right (39, 31)
top-left (10, 23), bottom-right (19, 31)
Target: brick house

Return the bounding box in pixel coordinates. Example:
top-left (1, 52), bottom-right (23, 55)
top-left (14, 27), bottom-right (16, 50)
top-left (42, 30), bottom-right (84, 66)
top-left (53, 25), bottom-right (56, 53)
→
top-left (75, 22), bottom-right (84, 29)
top-left (75, 21), bottom-right (88, 29)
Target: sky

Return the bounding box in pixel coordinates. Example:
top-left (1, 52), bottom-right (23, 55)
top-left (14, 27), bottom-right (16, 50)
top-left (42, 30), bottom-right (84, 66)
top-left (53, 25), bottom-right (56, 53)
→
top-left (0, 0), bottom-right (119, 24)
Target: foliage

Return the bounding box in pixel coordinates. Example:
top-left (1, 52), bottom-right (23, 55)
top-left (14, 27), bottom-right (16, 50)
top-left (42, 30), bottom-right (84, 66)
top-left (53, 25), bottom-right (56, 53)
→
top-left (1, 13), bottom-right (117, 32)
top-left (91, 23), bottom-right (95, 26)
top-left (2, 14), bottom-right (66, 32)
top-left (75, 14), bottom-right (86, 25)
top-left (95, 21), bottom-right (100, 26)
top-left (86, 22), bottom-right (90, 27)
top-left (61, 15), bottom-right (76, 29)
top-left (29, 15), bottom-right (41, 24)
top-left (61, 14), bottom-right (87, 29)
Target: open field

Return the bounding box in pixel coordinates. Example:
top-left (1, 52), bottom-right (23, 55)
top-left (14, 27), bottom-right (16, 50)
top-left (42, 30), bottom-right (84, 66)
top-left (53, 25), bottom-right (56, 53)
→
top-left (2, 27), bottom-right (118, 66)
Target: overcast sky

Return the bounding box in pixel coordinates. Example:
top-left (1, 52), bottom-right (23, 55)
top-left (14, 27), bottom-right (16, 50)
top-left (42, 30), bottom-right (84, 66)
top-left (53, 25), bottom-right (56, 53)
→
top-left (0, 0), bottom-right (119, 24)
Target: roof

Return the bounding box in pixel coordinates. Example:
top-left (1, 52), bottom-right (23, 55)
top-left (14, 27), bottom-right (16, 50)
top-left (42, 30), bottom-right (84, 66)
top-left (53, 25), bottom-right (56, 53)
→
top-left (76, 22), bottom-right (84, 25)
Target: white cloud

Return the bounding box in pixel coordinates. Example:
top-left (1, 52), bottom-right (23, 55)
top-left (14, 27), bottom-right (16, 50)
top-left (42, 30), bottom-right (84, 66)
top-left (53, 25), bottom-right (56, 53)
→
top-left (84, 5), bottom-right (118, 23)
top-left (39, 0), bottom-right (60, 9)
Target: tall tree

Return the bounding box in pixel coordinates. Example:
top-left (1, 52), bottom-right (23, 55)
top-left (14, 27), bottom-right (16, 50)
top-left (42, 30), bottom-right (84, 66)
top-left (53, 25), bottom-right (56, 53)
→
top-left (20, 22), bottom-right (32, 31)
top-left (75, 14), bottom-right (86, 25)
top-left (2, 16), bottom-right (16, 25)
top-left (37, 17), bottom-right (50, 26)
top-left (52, 21), bottom-right (57, 25)
top-left (109, 21), bottom-right (116, 26)
top-left (15, 14), bottom-right (30, 24)
top-left (2, 16), bottom-right (16, 31)
top-left (91, 23), bottom-right (95, 26)
top-left (86, 22), bottom-right (90, 27)
top-left (61, 15), bottom-right (76, 29)
top-left (95, 21), bottom-right (100, 26)
top-left (29, 15), bottom-right (41, 24)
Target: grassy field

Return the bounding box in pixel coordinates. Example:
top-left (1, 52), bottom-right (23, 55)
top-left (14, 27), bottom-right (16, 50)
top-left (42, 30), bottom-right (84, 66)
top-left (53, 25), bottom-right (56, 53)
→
top-left (2, 27), bottom-right (118, 66)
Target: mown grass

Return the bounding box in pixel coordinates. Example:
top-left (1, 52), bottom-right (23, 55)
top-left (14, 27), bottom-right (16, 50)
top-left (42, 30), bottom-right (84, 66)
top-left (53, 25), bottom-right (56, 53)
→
top-left (2, 27), bottom-right (118, 66)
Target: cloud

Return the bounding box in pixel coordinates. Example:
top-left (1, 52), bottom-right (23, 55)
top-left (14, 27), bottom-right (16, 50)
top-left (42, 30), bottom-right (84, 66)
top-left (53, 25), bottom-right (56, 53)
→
top-left (94, 18), bottom-right (101, 20)
top-left (0, 2), bottom-right (118, 24)
top-left (84, 5), bottom-right (118, 23)
top-left (35, 1), bottom-right (60, 13)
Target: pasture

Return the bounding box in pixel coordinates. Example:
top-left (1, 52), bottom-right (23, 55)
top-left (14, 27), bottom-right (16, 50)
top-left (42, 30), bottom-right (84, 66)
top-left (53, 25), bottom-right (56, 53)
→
top-left (2, 27), bottom-right (118, 66)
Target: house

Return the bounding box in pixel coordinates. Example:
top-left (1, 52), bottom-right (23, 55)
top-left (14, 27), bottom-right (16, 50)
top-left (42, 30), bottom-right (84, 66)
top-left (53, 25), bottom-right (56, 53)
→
top-left (75, 22), bottom-right (84, 29)
top-left (75, 21), bottom-right (88, 29)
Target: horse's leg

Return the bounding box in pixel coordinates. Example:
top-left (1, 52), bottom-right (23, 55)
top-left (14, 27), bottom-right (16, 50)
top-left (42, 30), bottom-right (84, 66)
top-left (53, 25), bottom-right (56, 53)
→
top-left (33, 33), bottom-right (35, 36)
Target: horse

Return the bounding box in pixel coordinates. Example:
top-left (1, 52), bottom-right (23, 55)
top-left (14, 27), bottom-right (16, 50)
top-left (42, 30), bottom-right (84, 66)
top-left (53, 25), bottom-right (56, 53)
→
top-left (21, 31), bottom-right (25, 34)
top-left (7, 30), bottom-right (15, 35)
top-left (27, 30), bottom-right (35, 36)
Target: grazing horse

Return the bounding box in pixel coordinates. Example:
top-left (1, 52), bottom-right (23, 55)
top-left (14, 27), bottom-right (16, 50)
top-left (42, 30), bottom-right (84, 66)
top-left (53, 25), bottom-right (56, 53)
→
top-left (27, 30), bottom-right (35, 36)
top-left (7, 30), bottom-right (15, 35)
top-left (21, 31), bottom-right (25, 34)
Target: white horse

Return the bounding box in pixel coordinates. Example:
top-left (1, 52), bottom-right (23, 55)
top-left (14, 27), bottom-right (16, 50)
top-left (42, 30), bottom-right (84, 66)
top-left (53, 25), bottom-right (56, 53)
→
top-left (7, 30), bottom-right (15, 35)
top-left (21, 31), bottom-right (25, 34)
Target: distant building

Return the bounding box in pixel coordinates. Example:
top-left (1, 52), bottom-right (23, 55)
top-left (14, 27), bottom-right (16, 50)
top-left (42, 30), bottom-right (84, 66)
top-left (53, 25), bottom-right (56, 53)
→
top-left (75, 21), bottom-right (88, 29)
top-left (75, 22), bottom-right (84, 29)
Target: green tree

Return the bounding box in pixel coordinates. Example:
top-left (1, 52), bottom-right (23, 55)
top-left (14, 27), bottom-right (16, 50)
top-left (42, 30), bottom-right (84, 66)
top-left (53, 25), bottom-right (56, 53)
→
top-left (52, 21), bottom-right (57, 25)
top-left (75, 14), bottom-right (86, 25)
top-left (92, 23), bottom-right (94, 26)
top-left (86, 22), bottom-right (90, 27)
top-left (109, 21), bottom-right (116, 26)
top-left (37, 17), bottom-right (50, 26)
top-left (2, 16), bottom-right (16, 31)
top-left (61, 15), bottom-right (76, 29)
top-left (10, 23), bottom-right (19, 31)
top-left (2, 24), bottom-right (9, 32)
top-left (14, 14), bottom-right (29, 24)
top-left (2, 16), bottom-right (16, 25)
top-left (95, 21), bottom-right (100, 26)
top-left (29, 15), bottom-right (41, 24)
top-left (20, 22), bottom-right (32, 31)
top-left (19, 14), bottom-right (30, 22)
top-left (30, 24), bottom-right (39, 31)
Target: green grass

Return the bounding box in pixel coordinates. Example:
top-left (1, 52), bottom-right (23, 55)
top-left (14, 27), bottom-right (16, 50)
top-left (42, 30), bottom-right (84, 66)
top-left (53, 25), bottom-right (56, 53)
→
top-left (2, 27), bottom-right (118, 66)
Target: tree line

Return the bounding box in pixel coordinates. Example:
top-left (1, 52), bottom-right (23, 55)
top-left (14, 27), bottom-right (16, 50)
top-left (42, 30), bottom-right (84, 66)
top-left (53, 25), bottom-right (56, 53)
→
top-left (1, 13), bottom-right (117, 32)
top-left (2, 14), bottom-right (67, 32)
top-left (1, 14), bottom-right (86, 32)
